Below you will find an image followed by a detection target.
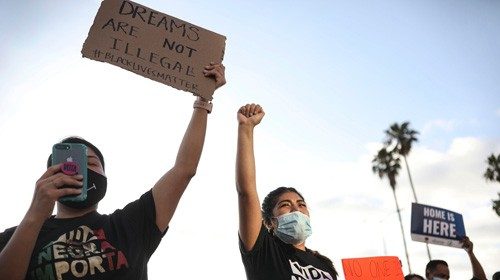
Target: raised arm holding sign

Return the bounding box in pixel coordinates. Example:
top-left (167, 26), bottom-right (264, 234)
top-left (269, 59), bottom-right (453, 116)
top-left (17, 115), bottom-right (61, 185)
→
top-left (82, 0), bottom-right (226, 100)
top-left (0, 62), bottom-right (226, 279)
top-left (424, 237), bottom-right (487, 280)
top-left (410, 203), bottom-right (487, 280)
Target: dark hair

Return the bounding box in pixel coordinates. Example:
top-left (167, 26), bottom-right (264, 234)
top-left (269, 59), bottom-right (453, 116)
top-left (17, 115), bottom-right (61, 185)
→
top-left (405, 274), bottom-right (425, 280)
top-left (261, 186), bottom-right (338, 277)
top-left (426, 260), bottom-right (448, 277)
top-left (47, 136), bottom-right (105, 171)
top-left (261, 186), bottom-right (304, 226)
top-left (493, 271), bottom-right (500, 280)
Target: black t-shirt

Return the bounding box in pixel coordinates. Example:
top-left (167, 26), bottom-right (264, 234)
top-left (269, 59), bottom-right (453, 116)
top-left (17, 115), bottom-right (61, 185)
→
top-left (239, 224), bottom-right (338, 280)
top-left (0, 190), bottom-right (165, 280)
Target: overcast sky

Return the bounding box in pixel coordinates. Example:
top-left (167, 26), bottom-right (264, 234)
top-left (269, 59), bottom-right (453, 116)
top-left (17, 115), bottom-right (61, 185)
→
top-left (1, 0), bottom-right (499, 279)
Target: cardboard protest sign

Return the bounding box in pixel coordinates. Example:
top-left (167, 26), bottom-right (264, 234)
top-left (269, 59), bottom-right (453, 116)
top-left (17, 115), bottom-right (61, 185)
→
top-left (411, 203), bottom-right (466, 248)
top-left (342, 256), bottom-right (404, 280)
top-left (82, 0), bottom-right (226, 100)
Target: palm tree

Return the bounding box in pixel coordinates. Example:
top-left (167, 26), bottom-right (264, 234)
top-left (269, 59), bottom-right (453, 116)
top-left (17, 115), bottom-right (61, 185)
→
top-left (384, 122), bottom-right (419, 202)
top-left (372, 147), bottom-right (412, 273)
top-left (384, 122), bottom-right (432, 259)
top-left (484, 153), bottom-right (500, 182)
top-left (483, 153), bottom-right (500, 217)
top-left (493, 194), bottom-right (500, 217)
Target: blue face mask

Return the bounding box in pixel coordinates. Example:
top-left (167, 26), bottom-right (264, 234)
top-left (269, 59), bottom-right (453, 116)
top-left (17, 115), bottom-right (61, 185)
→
top-left (274, 211), bottom-right (312, 245)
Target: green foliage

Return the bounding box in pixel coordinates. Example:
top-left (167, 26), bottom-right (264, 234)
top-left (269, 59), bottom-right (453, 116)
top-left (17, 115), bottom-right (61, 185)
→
top-left (484, 153), bottom-right (500, 217)
top-left (484, 153), bottom-right (500, 183)
top-left (493, 193), bottom-right (500, 217)
top-left (372, 147), bottom-right (401, 189)
top-left (384, 122), bottom-right (419, 156)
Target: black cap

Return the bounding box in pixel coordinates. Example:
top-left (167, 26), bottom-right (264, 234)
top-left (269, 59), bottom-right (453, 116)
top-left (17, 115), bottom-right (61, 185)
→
top-left (47, 136), bottom-right (105, 171)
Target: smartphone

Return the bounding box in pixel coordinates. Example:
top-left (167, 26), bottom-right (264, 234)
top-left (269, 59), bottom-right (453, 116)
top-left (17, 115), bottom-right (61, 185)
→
top-left (52, 143), bottom-right (88, 202)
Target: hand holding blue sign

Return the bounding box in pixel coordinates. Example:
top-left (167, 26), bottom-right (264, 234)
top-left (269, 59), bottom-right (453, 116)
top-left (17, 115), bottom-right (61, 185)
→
top-left (412, 205), bottom-right (488, 280)
top-left (461, 235), bottom-right (473, 253)
top-left (424, 236), bottom-right (487, 280)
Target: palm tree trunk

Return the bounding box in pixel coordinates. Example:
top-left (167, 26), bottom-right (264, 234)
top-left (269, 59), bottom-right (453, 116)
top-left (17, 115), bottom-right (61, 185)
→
top-left (403, 155), bottom-right (418, 202)
top-left (392, 188), bottom-right (412, 274)
top-left (403, 155), bottom-right (432, 260)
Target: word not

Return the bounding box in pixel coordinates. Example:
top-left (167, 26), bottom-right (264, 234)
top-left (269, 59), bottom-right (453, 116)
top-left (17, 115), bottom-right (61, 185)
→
top-left (101, 19), bottom-right (198, 59)
top-left (162, 37), bottom-right (197, 58)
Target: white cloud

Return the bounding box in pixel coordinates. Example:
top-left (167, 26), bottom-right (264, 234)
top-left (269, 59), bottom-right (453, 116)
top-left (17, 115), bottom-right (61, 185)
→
top-left (0, 63), bottom-right (498, 278)
top-left (422, 119), bottom-right (457, 135)
top-left (447, 137), bottom-right (483, 157)
top-left (1, 88), bottom-right (499, 279)
top-left (254, 136), bottom-right (500, 278)
top-left (1, 1), bottom-right (499, 277)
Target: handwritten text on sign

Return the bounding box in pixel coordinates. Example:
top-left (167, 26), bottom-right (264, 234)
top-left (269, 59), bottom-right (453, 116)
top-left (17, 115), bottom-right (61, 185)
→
top-left (82, 0), bottom-right (226, 99)
top-left (342, 256), bottom-right (403, 280)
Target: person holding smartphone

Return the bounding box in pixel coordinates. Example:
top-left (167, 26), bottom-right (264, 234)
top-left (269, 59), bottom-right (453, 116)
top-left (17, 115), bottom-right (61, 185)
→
top-left (0, 63), bottom-right (225, 280)
top-left (236, 103), bottom-right (338, 280)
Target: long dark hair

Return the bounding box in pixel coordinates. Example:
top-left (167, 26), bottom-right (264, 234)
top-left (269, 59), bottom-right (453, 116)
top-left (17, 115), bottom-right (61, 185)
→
top-left (261, 186), bottom-right (338, 277)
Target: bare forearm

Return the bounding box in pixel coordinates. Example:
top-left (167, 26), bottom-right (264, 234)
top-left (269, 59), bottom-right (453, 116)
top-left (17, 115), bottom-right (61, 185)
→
top-left (235, 104), bottom-right (265, 250)
top-left (236, 125), bottom-right (256, 195)
top-left (174, 107), bottom-right (208, 175)
top-left (152, 106), bottom-right (209, 231)
top-left (0, 212), bottom-right (44, 279)
top-left (469, 252), bottom-right (486, 280)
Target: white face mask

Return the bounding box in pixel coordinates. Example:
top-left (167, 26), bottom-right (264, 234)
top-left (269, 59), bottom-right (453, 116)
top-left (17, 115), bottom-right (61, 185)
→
top-left (432, 277), bottom-right (446, 280)
top-left (274, 211), bottom-right (312, 245)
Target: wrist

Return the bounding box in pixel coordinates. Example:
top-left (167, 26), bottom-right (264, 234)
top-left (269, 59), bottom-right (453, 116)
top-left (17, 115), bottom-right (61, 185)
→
top-left (238, 123), bottom-right (255, 132)
top-left (22, 210), bottom-right (47, 227)
top-left (193, 97), bottom-right (213, 113)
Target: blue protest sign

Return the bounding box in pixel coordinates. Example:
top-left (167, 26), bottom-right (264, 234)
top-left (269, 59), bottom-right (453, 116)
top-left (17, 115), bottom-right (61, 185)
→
top-left (410, 203), bottom-right (466, 248)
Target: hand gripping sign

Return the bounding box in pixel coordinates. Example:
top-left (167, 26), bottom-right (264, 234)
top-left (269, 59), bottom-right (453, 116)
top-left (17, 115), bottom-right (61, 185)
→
top-left (410, 203), bottom-right (466, 248)
top-left (82, 0), bottom-right (226, 100)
